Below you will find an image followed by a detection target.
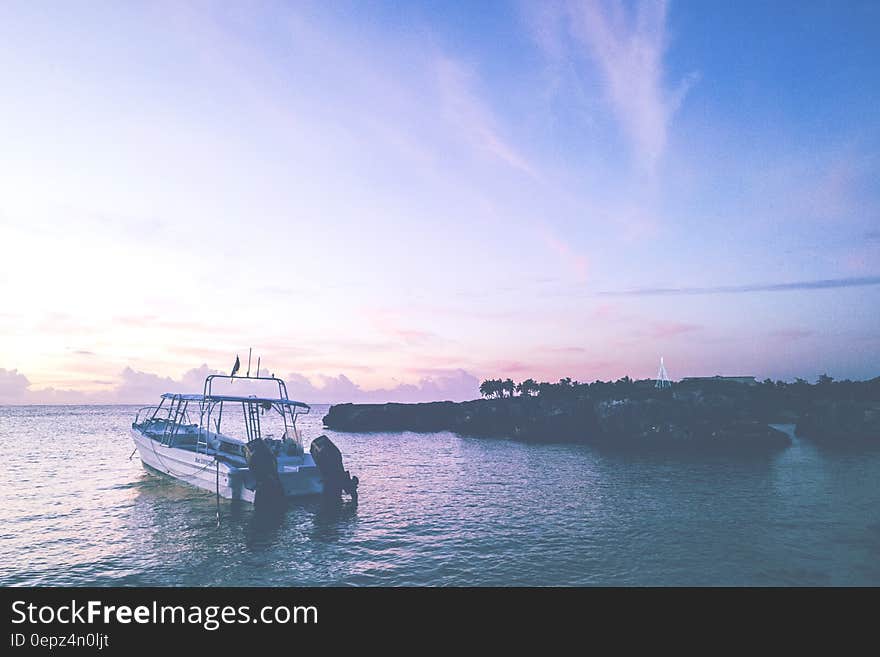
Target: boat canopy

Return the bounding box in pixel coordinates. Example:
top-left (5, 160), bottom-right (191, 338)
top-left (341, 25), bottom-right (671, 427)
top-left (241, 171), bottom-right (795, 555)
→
top-left (136, 371), bottom-right (311, 449)
top-left (160, 392), bottom-right (310, 409)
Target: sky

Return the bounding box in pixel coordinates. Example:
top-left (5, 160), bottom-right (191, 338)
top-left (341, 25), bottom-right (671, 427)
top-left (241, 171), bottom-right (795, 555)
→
top-left (1, 0), bottom-right (878, 404)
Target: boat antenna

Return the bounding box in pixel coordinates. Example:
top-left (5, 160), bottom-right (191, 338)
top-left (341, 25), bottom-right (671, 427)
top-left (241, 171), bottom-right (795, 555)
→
top-left (246, 347), bottom-right (252, 378)
top-left (256, 356), bottom-right (261, 378)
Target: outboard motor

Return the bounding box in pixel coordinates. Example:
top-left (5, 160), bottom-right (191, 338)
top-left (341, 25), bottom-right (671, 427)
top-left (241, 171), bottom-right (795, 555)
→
top-left (245, 438), bottom-right (285, 508)
top-left (310, 435), bottom-right (359, 501)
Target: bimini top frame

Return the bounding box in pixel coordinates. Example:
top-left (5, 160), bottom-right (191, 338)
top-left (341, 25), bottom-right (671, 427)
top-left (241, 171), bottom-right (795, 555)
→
top-left (141, 374), bottom-right (311, 452)
top-left (160, 392), bottom-right (310, 409)
top-left (201, 373), bottom-right (310, 409)
top-left (198, 374), bottom-right (310, 449)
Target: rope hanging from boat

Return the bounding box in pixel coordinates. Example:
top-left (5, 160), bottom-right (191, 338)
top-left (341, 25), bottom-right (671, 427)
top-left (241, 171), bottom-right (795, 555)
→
top-left (216, 459), bottom-right (221, 527)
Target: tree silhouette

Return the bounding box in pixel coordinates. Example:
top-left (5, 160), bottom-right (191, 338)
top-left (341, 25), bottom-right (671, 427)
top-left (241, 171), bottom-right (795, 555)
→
top-left (502, 378), bottom-right (515, 398)
top-left (479, 379), bottom-right (504, 398)
top-left (479, 379), bottom-right (494, 398)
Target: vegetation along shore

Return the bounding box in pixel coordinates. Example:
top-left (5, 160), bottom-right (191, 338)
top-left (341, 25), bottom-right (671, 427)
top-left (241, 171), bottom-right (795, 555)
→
top-left (323, 375), bottom-right (880, 449)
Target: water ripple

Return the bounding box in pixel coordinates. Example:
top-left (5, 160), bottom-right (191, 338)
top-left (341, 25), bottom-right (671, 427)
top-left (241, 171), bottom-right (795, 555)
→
top-left (0, 406), bottom-right (879, 585)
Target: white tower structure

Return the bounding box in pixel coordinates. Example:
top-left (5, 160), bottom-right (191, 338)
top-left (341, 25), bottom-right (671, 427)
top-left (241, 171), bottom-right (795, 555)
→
top-left (655, 356), bottom-right (671, 389)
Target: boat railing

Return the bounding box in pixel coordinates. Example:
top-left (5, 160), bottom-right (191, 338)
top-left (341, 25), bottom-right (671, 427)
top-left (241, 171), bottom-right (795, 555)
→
top-left (287, 425), bottom-right (304, 446)
top-left (203, 374), bottom-right (290, 402)
top-left (197, 374), bottom-right (309, 452)
top-left (136, 375), bottom-right (309, 453)
top-left (134, 405), bottom-right (163, 425)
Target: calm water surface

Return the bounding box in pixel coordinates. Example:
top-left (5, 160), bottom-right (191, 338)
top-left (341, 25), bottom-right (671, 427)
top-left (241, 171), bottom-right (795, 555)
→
top-left (1, 405), bottom-right (878, 586)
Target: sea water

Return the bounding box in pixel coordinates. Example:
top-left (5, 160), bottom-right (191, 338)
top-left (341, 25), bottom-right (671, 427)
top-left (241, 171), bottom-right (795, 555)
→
top-left (1, 405), bottom-right (878, 586)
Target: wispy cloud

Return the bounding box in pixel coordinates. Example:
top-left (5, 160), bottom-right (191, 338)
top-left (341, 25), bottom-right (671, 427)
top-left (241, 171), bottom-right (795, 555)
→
top-left (561, 0), bottom-right (695, 170)
top-left (600, 276), bottom-right (880, 297)
top-left (643, 321), bottom-right (701, 338)
top-left (770, 329), bottom-right (814, 341)
top-left (362, 308), bottom-right (438, 346)
top-left (541, 345), bottom-right (588, 354)
top-left (480, 360), bottom-right (535, 375)
top-left (434, 56), bottom-right (539, 179)
top-left (540, 227), bottom-right (590, 280)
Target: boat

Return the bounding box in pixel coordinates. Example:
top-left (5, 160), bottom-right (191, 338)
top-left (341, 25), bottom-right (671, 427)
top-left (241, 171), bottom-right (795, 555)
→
top-left (130, 370), bottom-right (357, 504)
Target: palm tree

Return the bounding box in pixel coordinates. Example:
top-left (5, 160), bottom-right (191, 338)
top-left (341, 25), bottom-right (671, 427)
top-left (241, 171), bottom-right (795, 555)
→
top-left (480, 379), bottom-right (505, 398)
top-left (479, 379), bottom-right (495, 398)
top-left (517, 378), bottom-right (539, 396)
top-left (502, 378), bottom-right (515, 398)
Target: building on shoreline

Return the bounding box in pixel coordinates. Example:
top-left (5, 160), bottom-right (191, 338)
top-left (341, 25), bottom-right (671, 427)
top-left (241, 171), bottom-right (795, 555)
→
top-left (679, 375), bottom-right (757, 387)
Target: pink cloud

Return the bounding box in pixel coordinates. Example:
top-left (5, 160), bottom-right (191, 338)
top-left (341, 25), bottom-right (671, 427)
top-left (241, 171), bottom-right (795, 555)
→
top-left (542, 346), bottom-right (588, 354)
top-left (0, 364), bottom-right (480, 405)
top-left (540, 229), bottom-right (589, 281)
top-left (361, 307), bottom-right (438, 346)
top-left (644, 321), bottom-right (702, 339)
top-left (393, 329), bottom-right (435, 344)
top-left (286, 369), bottom-right (480, 403)
top-left (434, 56), bottom-right (539, 179)
top-left (841, 243), bottom-right (880, 273)
top-left (589, 302), bottom-right (635, 322)
top-left (481, 360), bottom-right (535, 375)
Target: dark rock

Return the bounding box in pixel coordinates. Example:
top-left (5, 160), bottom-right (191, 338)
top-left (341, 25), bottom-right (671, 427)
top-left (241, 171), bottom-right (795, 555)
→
top-left (796, 400), bottom-right (880, 444)
top-left (323, 395), bottom-right (792, 451)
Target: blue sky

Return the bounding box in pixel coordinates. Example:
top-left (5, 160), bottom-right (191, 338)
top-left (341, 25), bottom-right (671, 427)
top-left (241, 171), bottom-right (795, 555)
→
top-left (0, 0), bottom-right (878, 403)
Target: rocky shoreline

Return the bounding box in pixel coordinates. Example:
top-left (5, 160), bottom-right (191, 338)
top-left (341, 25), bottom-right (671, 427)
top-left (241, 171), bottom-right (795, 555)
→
top-left (323, 385), bottom-right (880, 449)
top-left (796, 400), bottom-right (880, 444)
top-left (322, 397), bottom-right (794, 449)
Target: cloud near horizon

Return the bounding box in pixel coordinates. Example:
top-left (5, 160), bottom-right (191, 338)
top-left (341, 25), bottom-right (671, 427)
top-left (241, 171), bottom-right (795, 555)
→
top-left (0, 365), bottom-right (480, 405)
top-left (599, 276), bottom-right (880, 297)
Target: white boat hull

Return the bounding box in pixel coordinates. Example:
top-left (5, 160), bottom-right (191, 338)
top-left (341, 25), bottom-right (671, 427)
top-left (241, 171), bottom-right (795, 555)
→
top-left (131, 428), bottom-right (324, 503)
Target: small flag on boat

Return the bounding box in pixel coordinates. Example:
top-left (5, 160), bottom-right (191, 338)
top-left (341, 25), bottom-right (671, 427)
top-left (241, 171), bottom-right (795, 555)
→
top-left (231, 355), bottom-right (241, 377)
